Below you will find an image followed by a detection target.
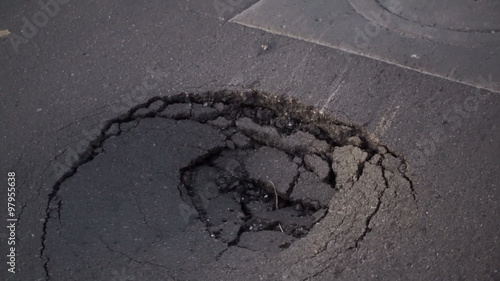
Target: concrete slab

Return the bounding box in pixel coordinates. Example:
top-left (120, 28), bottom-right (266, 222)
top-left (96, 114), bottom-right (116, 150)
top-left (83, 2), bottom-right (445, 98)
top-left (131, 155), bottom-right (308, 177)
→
top-left (231, 0), bottom-right (500, 93)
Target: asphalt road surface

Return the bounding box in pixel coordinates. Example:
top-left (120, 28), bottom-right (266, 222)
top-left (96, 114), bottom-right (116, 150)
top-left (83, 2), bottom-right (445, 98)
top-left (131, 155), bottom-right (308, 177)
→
top-left (0, 1), bottom-right (498, 280)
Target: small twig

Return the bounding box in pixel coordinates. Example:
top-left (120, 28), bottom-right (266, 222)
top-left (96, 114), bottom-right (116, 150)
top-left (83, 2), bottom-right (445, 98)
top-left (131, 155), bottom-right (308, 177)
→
top-left (278, 223), bottom-right (284, 233)
top-left (269, 181), bottom-right (284, 233)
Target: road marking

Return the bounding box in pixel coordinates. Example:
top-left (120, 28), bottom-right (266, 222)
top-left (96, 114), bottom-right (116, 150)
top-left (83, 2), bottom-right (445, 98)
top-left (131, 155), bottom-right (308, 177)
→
top-left (320, 55), bottom-right (352, 113)
top-left (374, 104), bottom-right (401, 138)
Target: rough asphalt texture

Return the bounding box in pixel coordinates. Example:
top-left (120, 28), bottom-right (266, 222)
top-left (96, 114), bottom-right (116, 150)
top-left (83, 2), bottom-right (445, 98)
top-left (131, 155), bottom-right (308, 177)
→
top-left (0, 0), bottom-right (498, 280)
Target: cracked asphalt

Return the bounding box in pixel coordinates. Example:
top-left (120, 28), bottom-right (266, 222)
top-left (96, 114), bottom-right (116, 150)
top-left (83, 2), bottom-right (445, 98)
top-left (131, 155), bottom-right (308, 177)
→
top-left (39, 94), bottom-right (417, 280)
top-left (0, 0), bottom-right (499, 280)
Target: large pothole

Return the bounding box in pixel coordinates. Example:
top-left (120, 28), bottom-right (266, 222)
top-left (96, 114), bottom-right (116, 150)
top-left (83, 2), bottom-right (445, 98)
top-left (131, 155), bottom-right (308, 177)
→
top-left (41, 91), bottom-right (416, 281)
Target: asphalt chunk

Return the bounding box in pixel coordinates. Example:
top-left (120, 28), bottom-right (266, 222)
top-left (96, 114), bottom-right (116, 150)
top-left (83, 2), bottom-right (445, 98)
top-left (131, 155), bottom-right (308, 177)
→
top-left (290, 171), bottom-right (335, 207)
top-left (191, 103), bottom-right (219, 122)
top-left (245, 146), bottom-right (298, 196)
top-left (304, 154), bottom-right (331, 180)
top-left (158, 102), bottom-right (191, 119)
top-left (331, 145), bottom-right (368, 188)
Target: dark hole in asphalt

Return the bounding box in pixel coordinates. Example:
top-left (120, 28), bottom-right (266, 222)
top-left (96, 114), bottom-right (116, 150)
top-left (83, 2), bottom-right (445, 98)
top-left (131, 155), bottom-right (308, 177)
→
top-left (159, 92), bottom-right (365, 246)
top-left (41, 91), bottom-right (414, 280)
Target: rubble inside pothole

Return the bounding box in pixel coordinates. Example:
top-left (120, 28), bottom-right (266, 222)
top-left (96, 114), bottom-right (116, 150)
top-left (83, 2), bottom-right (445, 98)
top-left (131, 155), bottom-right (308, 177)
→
top-left (123, 92), bottom-right (398, 249)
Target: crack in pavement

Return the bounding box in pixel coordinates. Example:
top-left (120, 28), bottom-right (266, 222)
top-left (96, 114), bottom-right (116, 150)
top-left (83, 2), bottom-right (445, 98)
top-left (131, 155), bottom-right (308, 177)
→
top-left (350, 168), bottom-right (388, 249)
top-left (98, 235), bottom-right (178, 280)
top-left (132, 192), bottom-right (155, 233)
